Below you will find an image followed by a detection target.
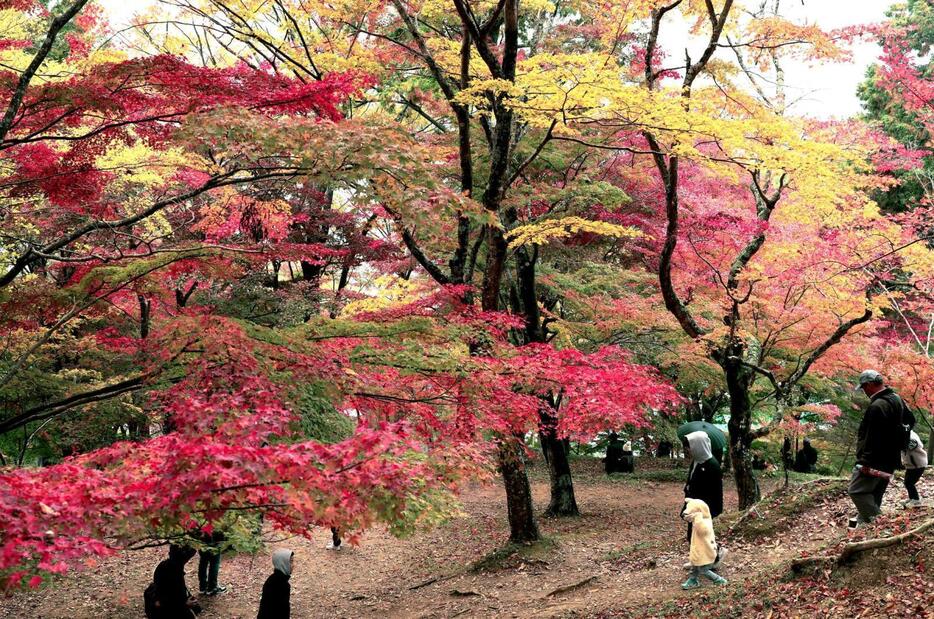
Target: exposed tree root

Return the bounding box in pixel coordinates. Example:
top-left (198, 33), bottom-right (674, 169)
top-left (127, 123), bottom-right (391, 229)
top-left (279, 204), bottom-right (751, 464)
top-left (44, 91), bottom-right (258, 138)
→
top-left (546, 575), bottom-right (598, 597)
top-left (790, 517), bottom-right (934, 573)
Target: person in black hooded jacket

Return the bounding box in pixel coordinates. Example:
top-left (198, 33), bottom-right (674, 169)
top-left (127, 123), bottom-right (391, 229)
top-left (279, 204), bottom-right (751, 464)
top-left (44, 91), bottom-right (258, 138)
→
top-left (147, 544), bottom-right (199, 619)
top-left (257, 548), bottom-right (294, 619)
top-left (680, 430), bottom-right (727, 571)
top-left (794, 439), bottom-right (818, 473)
top-left (683, 431), bottom-right (723, 519)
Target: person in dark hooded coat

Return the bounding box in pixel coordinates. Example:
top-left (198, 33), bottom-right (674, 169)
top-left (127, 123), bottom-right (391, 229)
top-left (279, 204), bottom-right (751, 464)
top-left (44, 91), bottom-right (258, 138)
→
top-left (683, 431), bottom-right (723, 519)
top-left (146, 544), bottom-right (199, 619)
top-left (603, 432), bottom-right (625, 474)
top-left (794, 439), bottom-right (818, 473)
top-left (681, 431), bottom-right (727, 570)
top-left (257, 548), bottom-right (294, 619)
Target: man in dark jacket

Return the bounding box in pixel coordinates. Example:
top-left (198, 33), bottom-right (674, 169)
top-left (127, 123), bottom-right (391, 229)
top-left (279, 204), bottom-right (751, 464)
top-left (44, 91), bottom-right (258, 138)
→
top-left (794, 439), bottom-right (818, 473)
top-left (848, 370), bottom-right (916, 524)
top-left (257, 548), bottom-right (294, 619)
top-left (147, 544), bottom-right (199, 619)
top-left (802, 439), bottom-right (818, 471)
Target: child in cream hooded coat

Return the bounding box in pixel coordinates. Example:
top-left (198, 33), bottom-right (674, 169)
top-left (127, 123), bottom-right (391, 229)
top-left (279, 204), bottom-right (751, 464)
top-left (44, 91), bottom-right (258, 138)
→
top-left (680, 498), bottom-right (728, 589)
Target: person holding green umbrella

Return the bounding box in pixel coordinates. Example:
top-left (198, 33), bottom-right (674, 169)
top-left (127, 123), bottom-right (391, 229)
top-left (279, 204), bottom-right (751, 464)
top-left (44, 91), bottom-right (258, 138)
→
top-left (678, 422), bottom-right (728, 571)
top-left (680, 430), bottom-right (724, 522)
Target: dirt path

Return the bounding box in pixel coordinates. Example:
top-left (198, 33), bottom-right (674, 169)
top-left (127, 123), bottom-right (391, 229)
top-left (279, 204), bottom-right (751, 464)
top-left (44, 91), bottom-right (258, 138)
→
top-left (2, 463), bottom-right (928, 618)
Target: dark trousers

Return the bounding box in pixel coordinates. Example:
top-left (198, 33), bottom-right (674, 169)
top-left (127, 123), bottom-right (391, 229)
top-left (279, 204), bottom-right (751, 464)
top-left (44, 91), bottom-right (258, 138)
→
top-left (848, 467), bottom-right (890, 523)
top-left (905, 468), bottom-right (924, 501)
top-left (198, 550), bottom-right (220, 592)
top-left (331, 527), bottom-right (341, 547)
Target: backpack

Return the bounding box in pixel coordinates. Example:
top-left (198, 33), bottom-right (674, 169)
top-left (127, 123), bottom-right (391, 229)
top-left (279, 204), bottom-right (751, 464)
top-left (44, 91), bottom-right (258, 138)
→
top-left (879, 392), bottom-right (915, 453)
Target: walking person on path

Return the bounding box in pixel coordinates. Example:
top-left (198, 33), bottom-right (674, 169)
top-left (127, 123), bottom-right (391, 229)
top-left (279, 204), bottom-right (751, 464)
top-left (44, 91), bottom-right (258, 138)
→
top-left (849, 370), bottom-right (915, 525)
top-left (902, 429), bottom-right (928, 508)
top-left (680, 498), bottom-right (728, 590)
top-left (682, 430), bottom-right (723, 532)
top-left (327, 527), bottom-right (342, 551)
top-left (257, 548), bottom-right (294, 619)
top-left (680, 430), bottom-right (728, 570)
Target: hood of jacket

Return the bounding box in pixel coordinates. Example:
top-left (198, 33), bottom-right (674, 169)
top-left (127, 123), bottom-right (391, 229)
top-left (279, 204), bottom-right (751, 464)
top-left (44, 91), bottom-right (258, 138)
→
top-left (682, 497), bottom-right (712, 521)
top-left (686, 431), bottom-right (713, 463)
top-left (168, 544), bottom-right (196, 564)
top-left (272, 548), bottom-right (293, 578)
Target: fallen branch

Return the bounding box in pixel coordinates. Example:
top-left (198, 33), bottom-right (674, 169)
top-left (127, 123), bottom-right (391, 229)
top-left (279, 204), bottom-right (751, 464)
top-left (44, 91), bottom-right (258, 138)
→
top-left (794, 477), bottom-right (846, 487)
top-left (726, 502), bottom-right (763, 536)
top-left (791, 517), bottom-right (934, 572)
top-left (410, 570), bottom-right (460, 590)
top-left (546, 575), bottom-right (597, 597)
top-left (450, 589), bottom-right (481, 597)
top-left (409, 576), bottom-right (439, 590)
top-left (839, 517), bottom-right (934, 562)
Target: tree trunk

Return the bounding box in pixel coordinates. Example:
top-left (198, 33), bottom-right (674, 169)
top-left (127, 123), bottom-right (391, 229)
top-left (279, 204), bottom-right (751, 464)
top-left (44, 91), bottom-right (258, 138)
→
top-left (724, 357), bottom-right (760, 509)
top-left (515, 246), bottom-right (578, 516)
top-left (467, 0), bottom-right (533, 544)
top-left (297, 187), bottom-right (334, 308)
top-left (481, 226), bottom-right (508, 311)
top-left (540, 411), bottom-right (579, 517)
top-left (175, 281), bottom-right (198, 308)
top-left (480, 232), bottom-right (540, 542)
top-left (498, 437), bottom-right (540, 543)
top-left (300, 260), bottom-right (324, 286)
top-left (269, 259), bottom-right (281, 290)
top-left (137, 294), bottom-right (151, 340)
top-left (130, 295), bottom-right (151, 440)
top-left (722, 436), bottom-right (732, 474)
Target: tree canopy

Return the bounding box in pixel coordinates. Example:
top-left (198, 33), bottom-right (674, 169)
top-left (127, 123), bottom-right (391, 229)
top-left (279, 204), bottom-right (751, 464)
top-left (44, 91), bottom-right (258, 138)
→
top-left (0, 0), bottom-right (930, 590)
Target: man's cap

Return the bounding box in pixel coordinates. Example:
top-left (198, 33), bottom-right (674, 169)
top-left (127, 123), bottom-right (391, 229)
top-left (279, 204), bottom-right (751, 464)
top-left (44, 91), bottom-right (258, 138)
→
top-left (855, 369), bottom-right (884, 391)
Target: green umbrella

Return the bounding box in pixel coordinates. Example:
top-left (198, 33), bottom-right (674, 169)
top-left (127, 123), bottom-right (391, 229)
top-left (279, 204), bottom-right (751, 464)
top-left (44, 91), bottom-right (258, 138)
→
top-left (677, 421), bottom-right (727, 465)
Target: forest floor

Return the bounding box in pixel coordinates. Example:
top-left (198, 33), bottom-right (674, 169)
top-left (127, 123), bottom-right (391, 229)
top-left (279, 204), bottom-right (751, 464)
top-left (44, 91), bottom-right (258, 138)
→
top-left (2, 458), bottom-right (933, 619)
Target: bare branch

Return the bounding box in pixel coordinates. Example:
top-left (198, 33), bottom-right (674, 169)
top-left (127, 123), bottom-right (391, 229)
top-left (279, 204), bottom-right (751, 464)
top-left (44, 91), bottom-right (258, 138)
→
top-left (785, 307), bottom-right (874, 388)
top-left (0, 376), bottom-right (148, 436)
top-left (400, 229), bottom-right (451, 285)
top-left (507, 119), bottom-right (557, 187)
